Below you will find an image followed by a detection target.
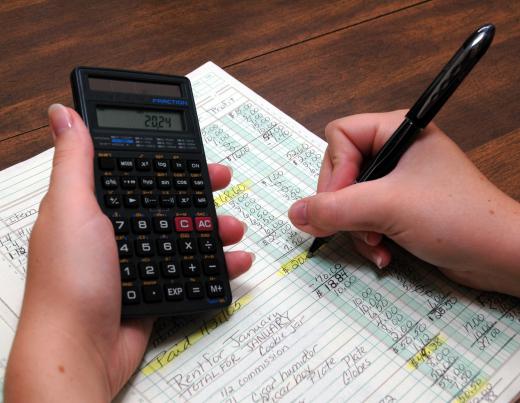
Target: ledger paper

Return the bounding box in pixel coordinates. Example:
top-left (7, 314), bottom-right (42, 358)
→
top-left (0, 62), bottom-right (519, 402)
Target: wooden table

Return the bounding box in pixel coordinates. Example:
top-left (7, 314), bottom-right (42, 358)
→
top-left (1, 0), bottom-right (518, 200)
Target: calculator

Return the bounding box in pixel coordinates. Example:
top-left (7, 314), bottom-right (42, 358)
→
top-left (70, 67), bottom-right (232, 317)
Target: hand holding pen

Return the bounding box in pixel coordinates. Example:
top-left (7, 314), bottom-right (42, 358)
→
top-left (307, 23), bottom-right (495, 256)
top-left (288, 24), bottom-right (520, 297)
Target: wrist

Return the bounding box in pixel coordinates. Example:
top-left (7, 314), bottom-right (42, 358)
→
top-left (474, 194), bottom-right (520, 297)
top-left (5, 315), bottom-right (111, 402)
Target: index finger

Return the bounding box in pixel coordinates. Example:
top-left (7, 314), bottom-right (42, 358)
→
top-left (318, 110), bottom-right (408, 193)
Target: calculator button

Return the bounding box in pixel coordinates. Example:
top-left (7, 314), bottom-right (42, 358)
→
top-left (132, 217), bottom-right (151, 234)
top-left (175, 217), bottom-right (193, 232)
top-left (117, 240), bottom-right (133, 257)
top-left (157, 178), bottom-right (172, 189)
top-left (98, 157), bottom-right (115, 170)
top-left (154, 159), bottom-right (169, 172)
top-left (139, 177), bottom-right (155, 190)
top-left (207, 281), bottom-right (226, 298)
top-left (124, 195), bottom-right (139, 208)
top-left (199, 238), bottom-right (217, 254)
top-left (174, 178), bottom-right (189, 190)
top-left (105, 194), bottom-right (121, 208)
top-left (142, 195), bottom-right (158, 208)
top-left (195, 217), bottom-right (213, 232)
top-left (142, 285), bottom-right (162, 303)
top-left (101, 176), bottom-right (118, 189)
top-left (135, 239), bottom-right (154, 256)
top-left (164, 283), bottom-right (184, 301)
top-left (139, 262), bottom-right (159, 279)
top-left (157, 238), bottom-right (175, 256)
top-left (153, 217), bottom-right (172, 233)
top-left (182, 260), bottom-right (201, 277)
top-left (161, 261), bottom-right (180, 278)
top-left (118, 158), bottom-right (134, 171)
top-left (136, 158), bottom-right (151, 171)
top-left (186, 282), bottom-right (204, 299)
top-left (122, 287), bottom-right (140, 305)
top-left (187, 160), bottom-right (202, 172)
top-left (160, 195), bottom-right (175, 208)
top-left (178, 238), bottom-right (196, 255)
top-left (171, 160), bottom-right (185, 172)
top-left (203, 260), bottom-right (219, 275)
top-left (120, 263), bottom-right (136, 281)
top-left (191, 178), bottom-right (205, 189)
top-left (111, 217), bottom-right (129, 234)
top-left (120, 176), bottom-right (137, 189)
top-left (193, 195), bottom-right (208, 207)
top-left (177, 195), bottom-right (191, 208)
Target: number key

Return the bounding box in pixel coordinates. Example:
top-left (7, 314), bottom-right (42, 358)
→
top-left (120, 263), bottom-right (136, 281)
top-left (135, 239), bottom-right (154, 256)
top-left (161, 261), bottom-right (179, 278)
top-left (157, 238), bottom-right (175, 256)
top-left (111, 217), bottom-right (129, 234)
top-left (117, 239), bottom-right (133, 257)
top-left (139, 262), bottom-right (158, 279)
top-left (153, 217), bottom-right (172, 233)
top-left (132, 217), bottom-right (151, 234)
top-left (122, 287), bottom-right (140, 305)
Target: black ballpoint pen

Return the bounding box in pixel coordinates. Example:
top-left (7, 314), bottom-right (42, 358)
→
top-left (308, 23), bottom-right (495, 256)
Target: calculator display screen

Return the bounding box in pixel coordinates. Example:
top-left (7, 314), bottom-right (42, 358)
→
top-left (96, 106), bottom-right (185, 132)
top-left (89, 77), bottom-right (182, 97)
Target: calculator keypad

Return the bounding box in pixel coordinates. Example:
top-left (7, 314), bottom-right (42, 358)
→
top-left (96, 152), bottom-right (231, 317)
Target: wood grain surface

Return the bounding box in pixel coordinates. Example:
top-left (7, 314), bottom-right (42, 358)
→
top-left (1, 0), bottom-right (518, 201)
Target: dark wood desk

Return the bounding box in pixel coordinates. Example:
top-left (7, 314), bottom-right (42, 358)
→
top-left (1, 0), bottom-right (518, 199)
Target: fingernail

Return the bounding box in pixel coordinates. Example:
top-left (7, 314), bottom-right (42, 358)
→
top-left (48, 104), bottom-right (72, 137)
top-left (289, 200), bottom-right (308, 225)
top-left (242, 221), bottom-right (248, 234)
top-left (249, 252), bottom-right (256, 264)
top-left (365, 232), bottom-right (381, 246)
top-left (374, 254), bottom-right (384, 269)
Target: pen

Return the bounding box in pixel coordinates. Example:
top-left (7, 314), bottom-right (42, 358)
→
top-left (308, 23), bottom-right (495, 256)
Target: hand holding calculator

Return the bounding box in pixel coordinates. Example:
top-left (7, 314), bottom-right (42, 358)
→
top-left (71, 67), bottom-right (232, 317)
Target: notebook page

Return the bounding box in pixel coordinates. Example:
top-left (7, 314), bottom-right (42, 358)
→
top-left (0, 62), bottom-right (518, 402)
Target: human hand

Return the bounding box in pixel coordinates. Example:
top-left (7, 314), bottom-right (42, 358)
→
top-left (5, 104), bottom-right (254, 402)
top-left (288, 110), bottom-right (520, 297)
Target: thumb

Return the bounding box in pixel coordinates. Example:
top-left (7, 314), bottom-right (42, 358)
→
top-left (288, 181), bottom-right (394, 237)
top-left (48, 104), bottom-right (95, 196)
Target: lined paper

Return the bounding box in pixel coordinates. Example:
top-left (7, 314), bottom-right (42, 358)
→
top-left (0, 62), bottom-right (518, 402)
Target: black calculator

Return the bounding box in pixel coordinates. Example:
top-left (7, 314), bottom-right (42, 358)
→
top-left (70, 67), bottom-right (232, 317)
